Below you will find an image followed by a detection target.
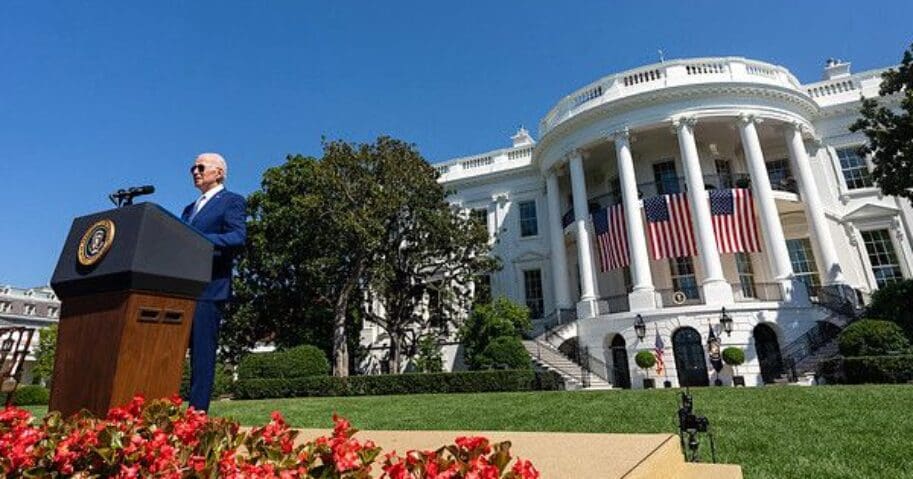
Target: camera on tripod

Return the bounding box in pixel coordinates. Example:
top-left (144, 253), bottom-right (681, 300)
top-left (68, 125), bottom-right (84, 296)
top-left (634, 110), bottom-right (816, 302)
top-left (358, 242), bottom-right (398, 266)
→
top-left (676, 390), bottom-right (716, 463)
top-left (678, 392), bottom-right (709, 432)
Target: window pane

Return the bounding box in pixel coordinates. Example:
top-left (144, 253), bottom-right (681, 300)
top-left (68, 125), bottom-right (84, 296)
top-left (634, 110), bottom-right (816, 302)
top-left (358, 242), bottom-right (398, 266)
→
top-left (861, 229), bottom-right (903, 288)
top-left (735, 252), bottom-right (756, 298)
top-left (470, 208), bottom-right (489, 234)
top-left (519, 201), bottom-right (538, 237)
top-left (715, 159), bottom-right (733, 189)
top-left (670, 256), bottom-right (700, 299)
top-left (523, 269), bottom-right (544, 319)
top-left (836, 147), bottom-right (874, 190)
top-left (653, 161), bottom-right (680, 195)
top-left (766, 159), bottom-right (796, 192)
top-left (786, 238), bottom-right (821, 292)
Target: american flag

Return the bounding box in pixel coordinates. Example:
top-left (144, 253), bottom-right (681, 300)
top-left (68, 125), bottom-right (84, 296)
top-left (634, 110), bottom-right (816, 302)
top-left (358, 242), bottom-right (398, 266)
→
top-left (643, 193), bottom-right (697, 260)
top-left (709, 188), bottom-right (761, 253)
top-left (654, 325), bottom-right (665, 376)
top-left (593, 204), bottom-right (629, 271)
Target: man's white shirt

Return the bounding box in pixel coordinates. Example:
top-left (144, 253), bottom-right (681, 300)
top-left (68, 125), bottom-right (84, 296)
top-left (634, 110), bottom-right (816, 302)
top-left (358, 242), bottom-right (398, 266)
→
top-left (190, 184), bottom-right (224, 222)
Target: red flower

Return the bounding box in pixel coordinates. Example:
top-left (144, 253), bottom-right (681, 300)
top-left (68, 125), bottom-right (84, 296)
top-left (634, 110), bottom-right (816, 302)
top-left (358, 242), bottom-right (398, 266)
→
top-left (511, 458), bottom-right (541, 479)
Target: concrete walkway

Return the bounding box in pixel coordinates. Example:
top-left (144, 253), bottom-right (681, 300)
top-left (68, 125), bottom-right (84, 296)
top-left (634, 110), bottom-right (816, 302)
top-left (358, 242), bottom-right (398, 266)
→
top-left (291, 428), bottom-right (742, 478)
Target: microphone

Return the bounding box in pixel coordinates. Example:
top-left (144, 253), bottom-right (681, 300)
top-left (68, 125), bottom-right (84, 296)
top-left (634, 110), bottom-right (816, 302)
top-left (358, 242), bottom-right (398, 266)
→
top-left (109, 185), bottom-right (156, 207)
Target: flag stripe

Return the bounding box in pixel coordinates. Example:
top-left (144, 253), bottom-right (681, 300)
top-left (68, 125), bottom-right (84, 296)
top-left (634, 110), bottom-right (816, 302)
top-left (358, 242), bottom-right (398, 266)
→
top-left (595, 204), bottom-right (630, 272)
top-left (645, 193), bottom-right (697, 260)
top-left (709, 188), bottom-right (761, 254)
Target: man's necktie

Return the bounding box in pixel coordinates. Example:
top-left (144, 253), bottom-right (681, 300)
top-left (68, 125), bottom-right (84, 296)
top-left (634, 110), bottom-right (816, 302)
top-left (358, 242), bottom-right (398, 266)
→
top-left (189, 195), bottom-right (205, 222)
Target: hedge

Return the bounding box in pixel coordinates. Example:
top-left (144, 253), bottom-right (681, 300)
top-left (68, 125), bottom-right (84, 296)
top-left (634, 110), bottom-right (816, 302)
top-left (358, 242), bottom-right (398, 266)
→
top-left (237, 345), bottom-right (329, 381)
top-left (838, 319), bottom-right (911, 357)
top-left (476, 336), bottom-right (532, 370)
top-left (233, 369), bottom-right (564, 400)
top-left (0, 385), bottom-right (50, 406)
top-left (180, 361), bottom-right (234, 400)
top-left (818, 355), bottom-right (913, 384)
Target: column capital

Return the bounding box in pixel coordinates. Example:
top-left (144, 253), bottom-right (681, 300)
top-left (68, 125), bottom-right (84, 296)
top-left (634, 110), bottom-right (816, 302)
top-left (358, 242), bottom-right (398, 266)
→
top-left (608, 127), bottom-right (631, 143)
top-left (561, 148), bottom-right (589, 162)
top-left (737, 112), bottom-right (764, 126)
top-left (671, 115), bottom-right (697, 132)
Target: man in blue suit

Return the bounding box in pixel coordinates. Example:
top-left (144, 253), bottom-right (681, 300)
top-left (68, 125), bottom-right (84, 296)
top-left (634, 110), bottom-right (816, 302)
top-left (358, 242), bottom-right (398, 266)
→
top-left (181, 152), bottom-right (247, 411)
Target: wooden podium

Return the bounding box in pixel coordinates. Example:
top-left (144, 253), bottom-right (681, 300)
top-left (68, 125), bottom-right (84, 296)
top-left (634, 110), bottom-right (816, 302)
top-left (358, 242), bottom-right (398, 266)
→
top-left (50, 203), bottom-right (213, 417)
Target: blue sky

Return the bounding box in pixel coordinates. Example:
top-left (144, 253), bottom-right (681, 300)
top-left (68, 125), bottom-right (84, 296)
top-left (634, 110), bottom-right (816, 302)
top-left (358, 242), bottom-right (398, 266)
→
top-left (1, 1), bottom-right (911, 287)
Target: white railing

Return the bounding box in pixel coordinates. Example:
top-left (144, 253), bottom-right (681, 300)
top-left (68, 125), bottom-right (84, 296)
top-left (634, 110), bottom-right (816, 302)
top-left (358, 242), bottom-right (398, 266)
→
top-left (538, 57), bottom-right (803, 136)
top-left (806, 79), bottom-right (858, 98)
top-left (460, 155), bottom-right (494, 170)
top-left (433, 144), bottom-right (537, 183)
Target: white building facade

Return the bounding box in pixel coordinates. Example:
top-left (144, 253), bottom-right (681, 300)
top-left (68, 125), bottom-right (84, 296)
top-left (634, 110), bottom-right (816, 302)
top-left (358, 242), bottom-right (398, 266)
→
top-left (1, 285), bottom-right (59, 385)
top-left (423, 57), bottom-right (911, 388)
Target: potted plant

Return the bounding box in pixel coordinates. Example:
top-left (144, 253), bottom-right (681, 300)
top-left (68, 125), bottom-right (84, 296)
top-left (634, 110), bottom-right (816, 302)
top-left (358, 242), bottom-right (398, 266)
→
top-left (635, 350), bottom-right (656, 389)
top-left (722, 347), bottom-right (746, 386)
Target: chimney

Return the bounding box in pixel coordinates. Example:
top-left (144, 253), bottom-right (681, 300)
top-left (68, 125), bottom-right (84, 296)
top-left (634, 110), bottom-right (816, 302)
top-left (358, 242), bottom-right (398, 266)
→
top-left (823, 58), bottom-right (851, 80)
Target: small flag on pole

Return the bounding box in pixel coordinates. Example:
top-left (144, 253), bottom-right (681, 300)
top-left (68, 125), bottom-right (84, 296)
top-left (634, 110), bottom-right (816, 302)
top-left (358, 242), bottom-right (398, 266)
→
top-left (654, 325), bottom-right (665, 376)
top-left (593, 204), bottom-right (629, 271)
top-left (644, 193), bottom-right (697, 260)
top-left (709, 188), bottom-right (761, 253)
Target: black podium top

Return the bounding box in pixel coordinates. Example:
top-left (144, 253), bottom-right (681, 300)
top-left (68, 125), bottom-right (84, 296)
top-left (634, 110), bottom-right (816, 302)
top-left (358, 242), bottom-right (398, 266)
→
top-left (51, 202), bottom-right (213, 299)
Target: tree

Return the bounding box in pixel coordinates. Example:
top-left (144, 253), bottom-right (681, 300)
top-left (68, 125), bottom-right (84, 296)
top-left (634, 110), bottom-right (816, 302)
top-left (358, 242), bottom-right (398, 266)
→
top-left (849, 42), bottom-right (913, 203)
top-left (459, 298), bottom-right (531, 370)
top-left (32, 324), bottom-right (57, 386)
top-left (225, 137), bottom-right (492, 376)
top-left (360, 142), bottom-right (496, 372)
top-left (414, 335), bottom-right (444, 373)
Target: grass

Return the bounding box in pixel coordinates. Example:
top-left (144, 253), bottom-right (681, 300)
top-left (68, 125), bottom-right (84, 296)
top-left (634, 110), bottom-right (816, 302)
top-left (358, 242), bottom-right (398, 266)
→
top-left (202, 385), bottom-right (913, 479)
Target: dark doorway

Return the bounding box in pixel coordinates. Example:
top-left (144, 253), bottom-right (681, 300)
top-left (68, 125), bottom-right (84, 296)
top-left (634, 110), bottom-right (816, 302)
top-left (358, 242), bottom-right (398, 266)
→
top-left (753, 324), bottom-right (784, 383)
top-left (673, 327), bottom-right (710, 387)
top-left (610, 335), bottom-right (631, 389)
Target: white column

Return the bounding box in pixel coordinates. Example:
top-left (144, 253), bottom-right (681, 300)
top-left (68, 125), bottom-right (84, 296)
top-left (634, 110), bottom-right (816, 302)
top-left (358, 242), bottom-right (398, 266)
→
top-left (546, 169), bottom-right (573, 308)
top-left (568, 150), bottom-right (599, 318)
top-left (737, 114), bottom-right (796, 300)
top-left (612, 128), bottom-right (656, 311)
top-left (673, 116), bottom-right (733, 305)
top-left (785, 123), bottom-right (845, 285)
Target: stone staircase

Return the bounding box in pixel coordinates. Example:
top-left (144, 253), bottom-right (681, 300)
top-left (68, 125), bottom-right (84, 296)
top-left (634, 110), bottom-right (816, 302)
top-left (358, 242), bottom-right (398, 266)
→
top-left (522, 339), bottom-right (613, 390)
top-left (773, 335), bottom-right (840, 384)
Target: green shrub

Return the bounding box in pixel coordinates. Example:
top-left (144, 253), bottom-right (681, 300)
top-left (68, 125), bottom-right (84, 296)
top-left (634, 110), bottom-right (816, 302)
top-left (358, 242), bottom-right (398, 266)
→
top-left (180, 360), bottom-right (234, 399)
top-left (818, 355), bottom-right (913, 384)
top-left (634, 350), bottom-right (655, 370)
top-left (237, 345), bottom-right (330, 381)
top-left (866, 279), bottom-right (913, 340)
top-left (722, 347), bottom-right (745, 367)
top-left (459, 298), bottom-right (531, 370)
top-left (232, 370), bottom-right (562, 399)
top-left (476, 336), bottom-right (531, 370)
top-left (1, 385), bottom-right (50, 406)
top-left (414, 335), bottom-right (444, 373)
top-left (838, 320), bottom-right (911, 356)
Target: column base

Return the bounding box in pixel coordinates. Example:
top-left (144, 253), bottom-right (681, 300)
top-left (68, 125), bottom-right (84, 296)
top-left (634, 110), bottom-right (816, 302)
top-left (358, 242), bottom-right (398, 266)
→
top-left (576, 298), bottom-right (599, 320)
top-left (779, 278), bottom-right (811, 306)
top-left (701, 280), bottom-right (734, 305)
top-left (628, 288), bottom-right (657, 312)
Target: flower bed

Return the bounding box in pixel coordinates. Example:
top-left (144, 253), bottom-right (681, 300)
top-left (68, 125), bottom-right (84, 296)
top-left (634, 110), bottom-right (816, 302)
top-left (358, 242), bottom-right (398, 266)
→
top-left (0, 395), bottom-right (539, 478)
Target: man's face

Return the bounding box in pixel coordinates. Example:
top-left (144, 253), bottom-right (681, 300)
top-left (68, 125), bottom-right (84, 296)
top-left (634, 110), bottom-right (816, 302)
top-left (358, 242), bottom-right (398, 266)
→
top-left (191, 157), bottom-right (223, 193)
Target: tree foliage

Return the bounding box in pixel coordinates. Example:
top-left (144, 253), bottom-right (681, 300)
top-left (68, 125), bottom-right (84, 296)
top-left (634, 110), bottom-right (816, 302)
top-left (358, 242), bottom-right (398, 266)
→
top-left (850, 42), bottom-right (913, 203)
top-left (459, 298), bottom-right (531, 370)
top-left (224, 137), bottom-right (494, 376)
top-left (31, 324), bottom-right (57, 386)
top-left (361, 140), bottom-right (496, 372)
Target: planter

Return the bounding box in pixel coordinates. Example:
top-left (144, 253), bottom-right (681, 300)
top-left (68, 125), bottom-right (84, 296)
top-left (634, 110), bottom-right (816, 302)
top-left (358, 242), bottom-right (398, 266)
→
top-left (732, 376), bottom-right (745, 387)
top-left (642, 378), bottom-right (655, 389)
top-left (663, 380), bottom-right (672, 388)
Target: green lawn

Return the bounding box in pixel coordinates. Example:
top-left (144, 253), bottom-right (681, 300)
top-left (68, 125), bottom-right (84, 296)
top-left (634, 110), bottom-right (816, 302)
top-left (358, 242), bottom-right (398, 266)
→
top-left (203, 385), bottom-right (913, 479)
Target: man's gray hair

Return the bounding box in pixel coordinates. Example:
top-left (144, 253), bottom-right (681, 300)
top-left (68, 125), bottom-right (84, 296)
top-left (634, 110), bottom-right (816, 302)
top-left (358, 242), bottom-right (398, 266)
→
top-left (197, 152), bottom-right (228, 180)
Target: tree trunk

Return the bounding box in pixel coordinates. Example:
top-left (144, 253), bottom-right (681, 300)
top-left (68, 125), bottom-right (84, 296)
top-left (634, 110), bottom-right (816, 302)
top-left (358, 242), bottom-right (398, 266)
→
top-left (333, 265), bottom-right (363, 377)
top-left (388, 332), bottom-right (402, 374)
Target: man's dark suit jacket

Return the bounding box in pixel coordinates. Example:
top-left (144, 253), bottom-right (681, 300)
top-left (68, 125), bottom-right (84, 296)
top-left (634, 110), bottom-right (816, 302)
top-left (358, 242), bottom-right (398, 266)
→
top-left (181, 188), bottom-right (247, 301)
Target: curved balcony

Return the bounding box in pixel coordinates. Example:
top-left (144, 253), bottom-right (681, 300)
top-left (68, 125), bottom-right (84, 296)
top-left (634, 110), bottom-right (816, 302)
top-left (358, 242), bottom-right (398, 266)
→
top-left (538, 57), bottom-right (804, 137)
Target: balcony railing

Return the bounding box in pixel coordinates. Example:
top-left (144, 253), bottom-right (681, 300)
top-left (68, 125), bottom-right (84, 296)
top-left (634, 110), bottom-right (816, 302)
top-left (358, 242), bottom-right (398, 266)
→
top-left (635, 174), bottom-right (752, 199)
top-left (597, 294), bottom-right (631, 315)
top-left (732, 282), bottom-right (783, 302)
top-left (539, 57), bottom-right (803, 136)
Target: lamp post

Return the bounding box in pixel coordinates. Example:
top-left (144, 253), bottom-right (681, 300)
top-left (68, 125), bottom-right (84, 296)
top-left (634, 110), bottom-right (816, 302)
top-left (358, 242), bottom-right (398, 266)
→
top-left (634, 314), bottom-right (646, 341)
top-left (719, 307), bottom-right (733, 337)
